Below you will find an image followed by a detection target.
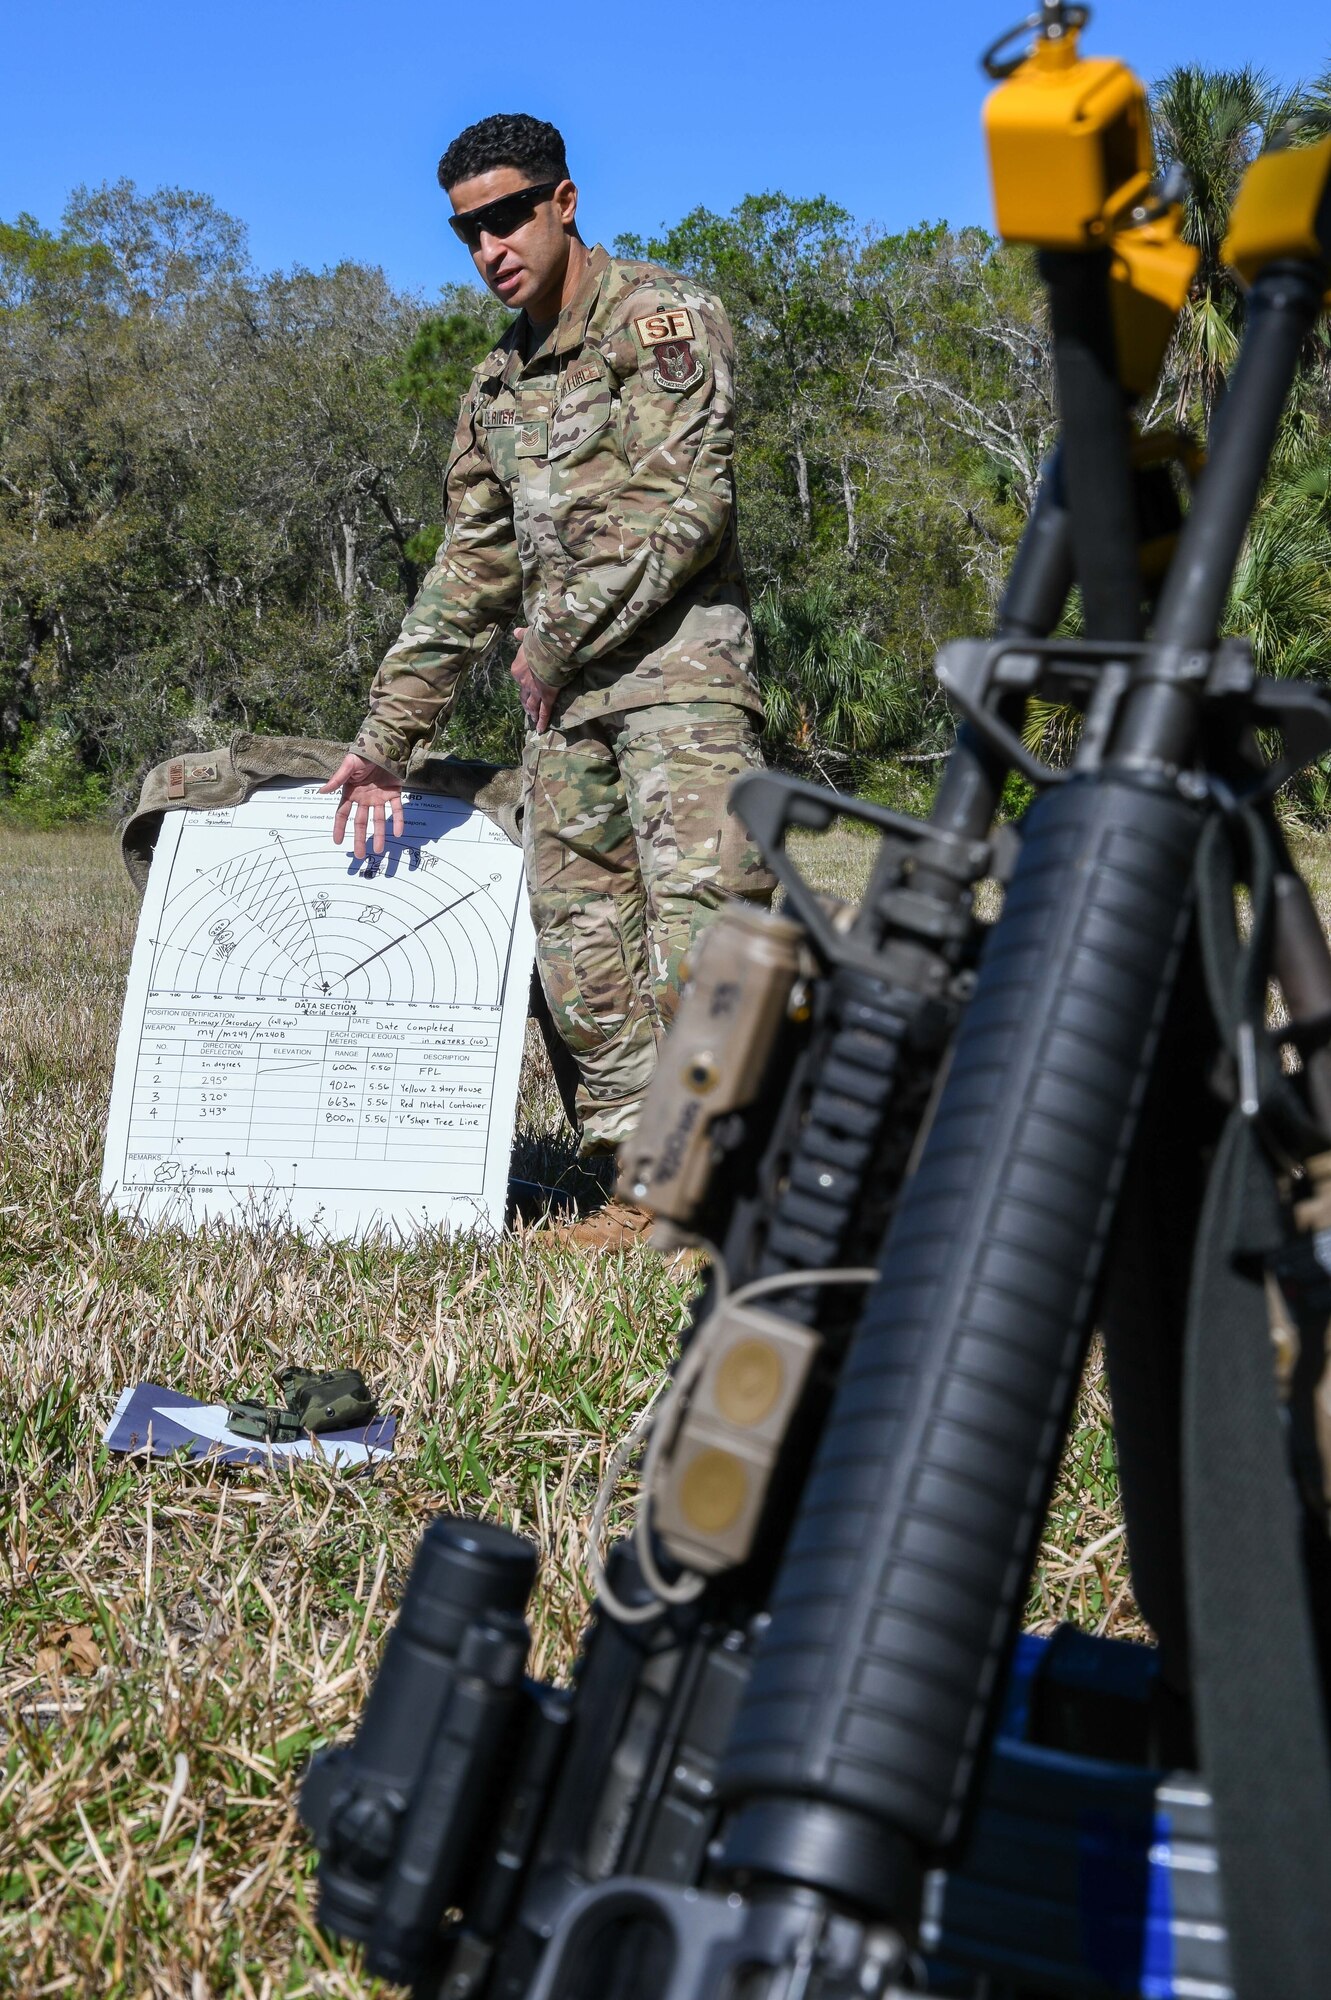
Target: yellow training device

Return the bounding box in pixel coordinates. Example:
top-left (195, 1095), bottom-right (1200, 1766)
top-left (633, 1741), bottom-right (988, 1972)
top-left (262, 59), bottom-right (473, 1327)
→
top-left (1108, 213), bottom-right (1198, 400)
top-left (982, 7), bottom-right (1198, 399)
top-left (983, 20), bottom-right (1153, 249)
top-left (1223, 135), bottom-right (1331, 293)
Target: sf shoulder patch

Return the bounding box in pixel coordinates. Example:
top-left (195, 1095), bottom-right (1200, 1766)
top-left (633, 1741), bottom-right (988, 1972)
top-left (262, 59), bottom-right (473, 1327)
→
top-left (632, 305), bottom-right (697, 349)
top-left (652, 338), bottom-right (704, 392)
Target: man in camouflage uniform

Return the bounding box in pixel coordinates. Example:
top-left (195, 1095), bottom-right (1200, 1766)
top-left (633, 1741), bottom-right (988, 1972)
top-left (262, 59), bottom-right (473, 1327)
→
top-left (323, 113), bottom-right (774, 1192)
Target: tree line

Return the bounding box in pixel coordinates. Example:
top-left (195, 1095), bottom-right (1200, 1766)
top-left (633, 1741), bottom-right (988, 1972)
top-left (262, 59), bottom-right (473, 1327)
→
top-left (3, 64), bottom-right (1331, 824)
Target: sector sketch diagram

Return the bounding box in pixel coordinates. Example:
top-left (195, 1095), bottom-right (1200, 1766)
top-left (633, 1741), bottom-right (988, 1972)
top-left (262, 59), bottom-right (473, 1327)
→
top-left (147, 830), bottom-right (518, 1005)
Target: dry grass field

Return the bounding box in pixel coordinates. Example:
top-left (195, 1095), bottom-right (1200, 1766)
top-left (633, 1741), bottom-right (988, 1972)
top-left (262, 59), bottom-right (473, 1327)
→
top-left (7, 815), bottom-right (1312, 1996)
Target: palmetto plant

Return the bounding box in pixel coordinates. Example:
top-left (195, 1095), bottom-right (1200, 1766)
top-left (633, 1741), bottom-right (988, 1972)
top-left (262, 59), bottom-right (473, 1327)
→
top-left (753, 586), bottom-right (924, 782)
top-left (1234, 446), bottom-right (1331, 824)
top-left (1020, 443), bottom-right (1331, 807)
top-left (1151, 66), bottom-right (1329, 427)
top-left (1228, 494), bottom-right (1331, 682)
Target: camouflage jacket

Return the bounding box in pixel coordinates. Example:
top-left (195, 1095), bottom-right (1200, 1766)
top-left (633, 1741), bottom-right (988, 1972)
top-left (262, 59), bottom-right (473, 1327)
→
top-left (353, 245), bottom-right (760, 776)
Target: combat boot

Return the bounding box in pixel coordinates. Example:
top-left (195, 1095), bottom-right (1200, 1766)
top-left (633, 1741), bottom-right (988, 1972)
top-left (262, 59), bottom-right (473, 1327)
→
top-left (537, 1197), bottom-right (656, 1252)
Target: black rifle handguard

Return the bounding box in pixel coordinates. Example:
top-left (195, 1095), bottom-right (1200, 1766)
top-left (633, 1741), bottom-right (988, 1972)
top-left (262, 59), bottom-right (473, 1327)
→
top-left (718, 770), bottom-right (1200, 1855)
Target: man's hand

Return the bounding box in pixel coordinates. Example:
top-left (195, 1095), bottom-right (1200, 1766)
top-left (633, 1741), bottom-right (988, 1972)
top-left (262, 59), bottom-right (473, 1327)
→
top-left (511, 627), bottom-right (558, 734)
top-left (319, 753), bottom-right (404, 858)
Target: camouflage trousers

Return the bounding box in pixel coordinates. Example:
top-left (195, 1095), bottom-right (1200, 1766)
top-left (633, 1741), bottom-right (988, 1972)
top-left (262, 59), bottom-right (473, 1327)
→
top-left (521, 699), bottom-right (776, 1153)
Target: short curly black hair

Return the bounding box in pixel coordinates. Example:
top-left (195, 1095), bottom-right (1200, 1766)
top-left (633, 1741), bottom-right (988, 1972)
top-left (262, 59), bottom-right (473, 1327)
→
top-left (438, 114), bottom-right (569, 194)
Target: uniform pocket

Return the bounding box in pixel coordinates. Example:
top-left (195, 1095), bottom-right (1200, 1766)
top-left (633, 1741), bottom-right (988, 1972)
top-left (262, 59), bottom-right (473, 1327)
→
top-left (478, 399), bottom-right (523, 489)
top-left (548, 374), bottom-right (615, 461)
top-left (543, 361), bottom-right (620, 561)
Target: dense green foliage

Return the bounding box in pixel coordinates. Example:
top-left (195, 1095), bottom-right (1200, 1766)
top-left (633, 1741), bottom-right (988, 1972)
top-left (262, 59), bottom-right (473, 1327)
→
top-left (0, 185), bottom-right (511, 812)
top-left (3, 60), bottom-right (1331, 822)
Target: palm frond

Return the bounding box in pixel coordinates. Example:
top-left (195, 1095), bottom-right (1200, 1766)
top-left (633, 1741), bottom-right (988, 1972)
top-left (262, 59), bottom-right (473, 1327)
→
top-left (1226, 472), bottom-right (1331, 682)
top-left (754, 587), bottom-right (929, 775)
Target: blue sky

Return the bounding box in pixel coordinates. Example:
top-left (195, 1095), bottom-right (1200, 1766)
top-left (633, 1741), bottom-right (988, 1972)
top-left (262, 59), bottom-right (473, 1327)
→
top-left (5, 1), bottom-right (1329, 298)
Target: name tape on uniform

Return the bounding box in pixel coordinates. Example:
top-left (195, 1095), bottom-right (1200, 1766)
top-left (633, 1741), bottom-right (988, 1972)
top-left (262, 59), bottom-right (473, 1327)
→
top-left (561, 362), bottom-right (602, 396)
top-left (632, 306), bottom-right (697, 349)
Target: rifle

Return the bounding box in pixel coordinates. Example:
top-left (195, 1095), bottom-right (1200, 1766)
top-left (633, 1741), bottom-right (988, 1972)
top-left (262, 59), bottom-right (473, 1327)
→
top-left (299, 9), bottom-right (1331, 1994)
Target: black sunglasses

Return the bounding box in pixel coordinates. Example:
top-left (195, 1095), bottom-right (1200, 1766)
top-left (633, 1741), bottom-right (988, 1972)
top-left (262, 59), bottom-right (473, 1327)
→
top-left (449, 180), bottom-right (562, 250)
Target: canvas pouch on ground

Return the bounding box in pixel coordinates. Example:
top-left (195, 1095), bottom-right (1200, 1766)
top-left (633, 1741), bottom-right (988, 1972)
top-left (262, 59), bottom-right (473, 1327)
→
top-left (225, 1366), bottom-right (378, 1442)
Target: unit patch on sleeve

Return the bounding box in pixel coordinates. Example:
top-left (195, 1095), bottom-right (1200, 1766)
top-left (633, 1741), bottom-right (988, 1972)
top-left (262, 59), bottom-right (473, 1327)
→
top-left (652, 339), bottom-right (705, 392)
top-left (632, 306), bottom-right (697, 349)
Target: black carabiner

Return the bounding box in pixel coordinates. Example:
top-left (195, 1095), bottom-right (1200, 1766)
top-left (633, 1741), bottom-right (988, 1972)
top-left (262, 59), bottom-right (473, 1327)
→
top-left (980, 1), bottom-right (1090, 80)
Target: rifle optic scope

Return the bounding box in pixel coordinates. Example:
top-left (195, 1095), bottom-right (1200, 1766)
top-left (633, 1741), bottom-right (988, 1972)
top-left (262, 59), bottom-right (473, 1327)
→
top-left (300, 1517), bottom-right (537, 1980)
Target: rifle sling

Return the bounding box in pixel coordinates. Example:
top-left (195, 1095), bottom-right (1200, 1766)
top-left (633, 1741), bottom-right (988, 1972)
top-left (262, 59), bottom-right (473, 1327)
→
top-left (1183, 806), bottom-right (1331, 1998)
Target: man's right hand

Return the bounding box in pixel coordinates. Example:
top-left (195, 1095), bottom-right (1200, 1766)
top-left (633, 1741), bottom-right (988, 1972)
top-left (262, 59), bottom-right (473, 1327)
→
top-left (319, 753), bottom-right (404, 858)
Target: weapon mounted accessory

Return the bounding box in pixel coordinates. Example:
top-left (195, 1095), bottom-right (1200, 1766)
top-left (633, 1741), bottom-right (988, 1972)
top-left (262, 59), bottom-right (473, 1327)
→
top-left (617, 902), bottom-right (807, 1243)
top-left (653, 1299), bottom-right (820, 1573)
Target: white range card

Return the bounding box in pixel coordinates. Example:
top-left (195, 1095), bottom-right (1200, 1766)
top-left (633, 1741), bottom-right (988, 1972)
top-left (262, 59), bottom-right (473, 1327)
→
top-left (101, 783), bottom-right (535, 1239)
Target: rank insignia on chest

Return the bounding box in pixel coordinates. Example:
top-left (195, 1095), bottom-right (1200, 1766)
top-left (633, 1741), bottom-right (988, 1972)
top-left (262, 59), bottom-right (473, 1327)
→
top-left (652, 339), bottom-right (704, 392)
top-left (515, 419), bottom-right (549, 458)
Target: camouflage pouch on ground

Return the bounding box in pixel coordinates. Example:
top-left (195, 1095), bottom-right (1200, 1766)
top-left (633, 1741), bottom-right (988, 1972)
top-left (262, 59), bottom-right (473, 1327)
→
top-left (277, 1367), bottom-right (377, 1433)
top-left (223, 1369), bottom-right (377, 1443)
top-left (225, 1401), bottom-right (308, 1444)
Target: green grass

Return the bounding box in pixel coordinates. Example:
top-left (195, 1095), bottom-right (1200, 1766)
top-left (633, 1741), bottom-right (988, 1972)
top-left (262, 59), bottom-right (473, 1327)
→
top-left (0, 818), bottom-right (1246, 1993)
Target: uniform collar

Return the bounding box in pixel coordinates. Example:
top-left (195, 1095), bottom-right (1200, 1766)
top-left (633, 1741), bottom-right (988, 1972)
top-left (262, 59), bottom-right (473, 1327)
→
top-left (521, 244), bottom-right (611, 366)
top-left (494, 323), bottom-right (525, 391)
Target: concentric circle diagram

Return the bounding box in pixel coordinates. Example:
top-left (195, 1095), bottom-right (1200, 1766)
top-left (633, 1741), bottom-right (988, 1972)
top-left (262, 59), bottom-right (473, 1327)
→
top-left (148, 830), bottom-right (519, 1005)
